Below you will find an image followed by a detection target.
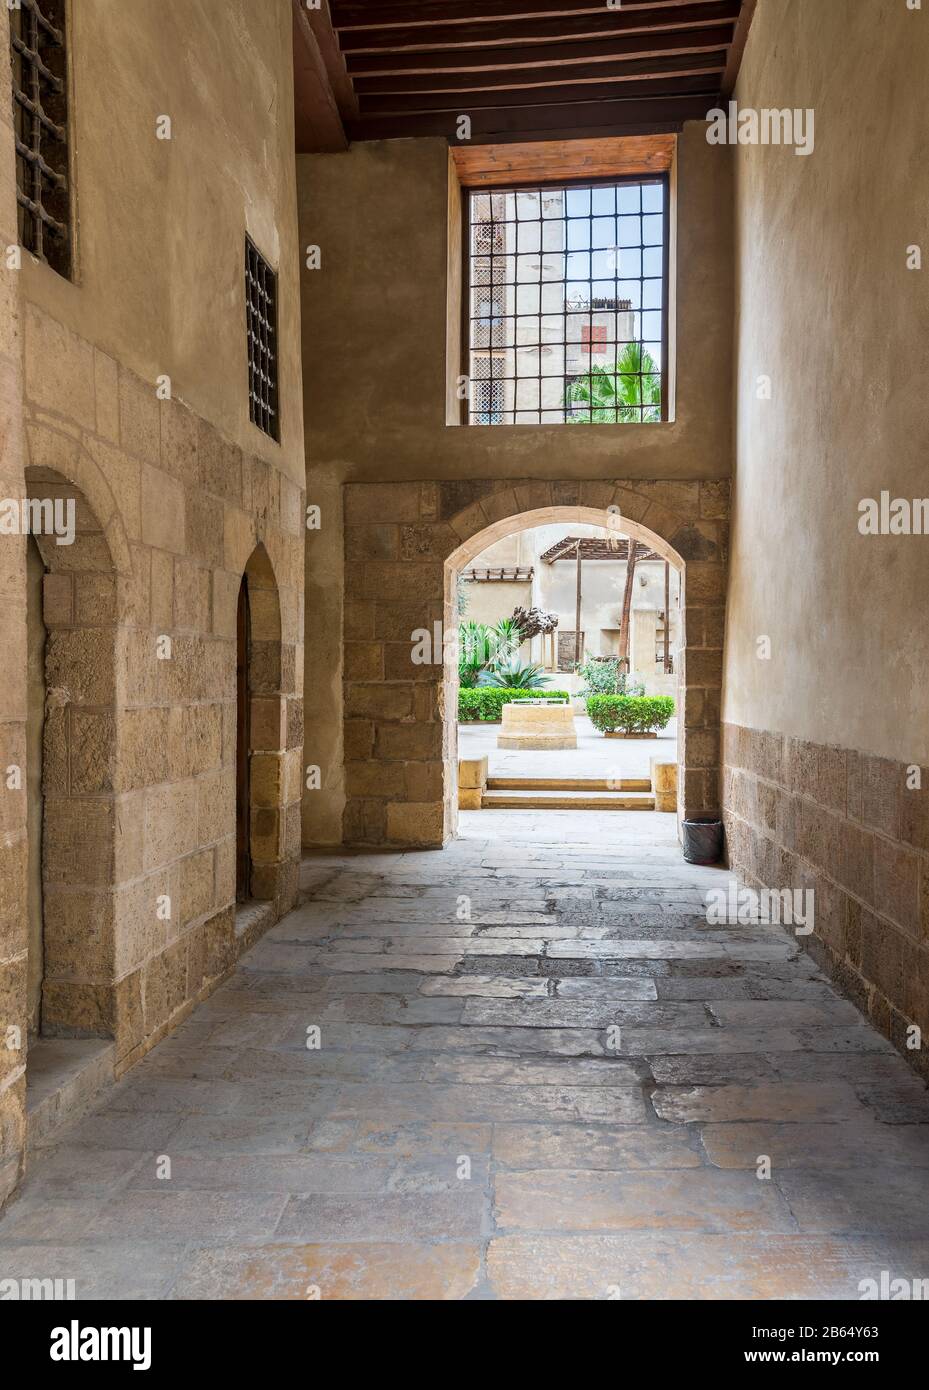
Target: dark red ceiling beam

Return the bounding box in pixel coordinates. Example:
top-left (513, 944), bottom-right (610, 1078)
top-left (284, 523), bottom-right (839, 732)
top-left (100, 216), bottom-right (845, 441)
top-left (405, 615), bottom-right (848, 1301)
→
top-left (357, 73), bottom-right (718, 115)
top-left (721, 0), bottom-right (756, 93)
top-left (334, 1), bottom-right (741, 54)
top-left (346, 91), bottom-right (714, 142)
top-left (354, 51), bottom-right (727, 97)
top-left (292, 0), bottom-right (348, 152)
top-left (332, 0), bottom-right (727, 28)
top-left (345, 24), bottom-right (736, 77)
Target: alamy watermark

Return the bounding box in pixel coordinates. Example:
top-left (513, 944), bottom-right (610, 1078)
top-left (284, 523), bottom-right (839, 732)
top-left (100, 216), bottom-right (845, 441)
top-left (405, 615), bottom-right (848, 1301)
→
top-left (706, 101), bottom-right (815, 156)
top-left (0, 496), bottom-right (75, 546)
top-left (858, 492), bottom-right (929, 535)
top-left (706, 883), bottom-right (815, 935)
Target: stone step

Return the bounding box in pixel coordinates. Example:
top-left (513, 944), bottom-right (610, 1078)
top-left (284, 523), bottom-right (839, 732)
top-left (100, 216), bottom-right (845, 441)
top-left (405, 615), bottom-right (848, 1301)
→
top-left (487, 776), bottom-right (652, 792)
top-left (25, 1037), bottom-right (116, 1151)
top-left (481, 789), bottom-right (657, 810)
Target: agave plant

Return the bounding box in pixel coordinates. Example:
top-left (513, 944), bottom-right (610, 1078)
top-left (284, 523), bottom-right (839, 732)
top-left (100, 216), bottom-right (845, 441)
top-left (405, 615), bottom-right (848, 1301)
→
top-left (480, 661), bottom-right (550, 690)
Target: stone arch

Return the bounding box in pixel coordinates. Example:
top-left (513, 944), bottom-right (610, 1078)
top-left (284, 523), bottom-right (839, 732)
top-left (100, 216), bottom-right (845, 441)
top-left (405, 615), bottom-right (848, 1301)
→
top-left (445, 504), bottom-right (691, 842)
top-left (23, 465), bottom-right (121, 1038)
top-left (237, 543), bottom-right (288, 903)
top-left (25, 425), bottom-right (132, 577)
top-left (341, 478), bottom-right (728, 847)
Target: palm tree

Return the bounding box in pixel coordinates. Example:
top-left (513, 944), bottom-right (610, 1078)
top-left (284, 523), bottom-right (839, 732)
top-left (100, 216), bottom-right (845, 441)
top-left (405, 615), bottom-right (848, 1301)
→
top-left (564, 342), bottom-right (662, 423)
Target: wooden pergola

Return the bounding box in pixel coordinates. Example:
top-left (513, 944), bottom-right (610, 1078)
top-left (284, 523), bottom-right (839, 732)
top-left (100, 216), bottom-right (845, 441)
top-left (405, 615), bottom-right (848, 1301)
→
top-left (542, 534), bottom-right (672, 672)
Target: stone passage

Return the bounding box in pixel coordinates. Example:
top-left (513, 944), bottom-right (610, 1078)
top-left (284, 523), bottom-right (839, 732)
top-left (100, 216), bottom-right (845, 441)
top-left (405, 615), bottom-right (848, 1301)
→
top-left (0, 812), bottom-right (927, 1299)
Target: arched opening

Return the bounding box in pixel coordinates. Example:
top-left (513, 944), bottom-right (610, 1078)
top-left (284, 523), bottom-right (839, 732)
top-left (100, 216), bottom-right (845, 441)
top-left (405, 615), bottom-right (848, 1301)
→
top-left (340, 477), bottom-right (727, 850)
top-left (236, 575), bottom-right (251, 900)
top-left (445, 505), bottom-right (688, 842)
top-left (23, 465), bottom-right (119, 1043)
top-left (236, 544), bottom-right (286, 913)
top-left (25, 535), bottom-right (46, 1039)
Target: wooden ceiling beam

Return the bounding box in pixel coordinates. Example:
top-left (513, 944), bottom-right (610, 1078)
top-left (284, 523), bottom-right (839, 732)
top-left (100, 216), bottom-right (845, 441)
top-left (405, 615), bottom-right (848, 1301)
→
top-left (358, 73), bottom-right (718, 115)
top-left (451, 135), bottom-right (676, 187)
top-left (292, 0), bottom-right (349, 153)
top-left (334, 1), bottom-right (742, 54)
top-left (346, 92), bottom-right (713, 142)
top-left (345, 25), bottom-right (736, 78)
top-left (354, 51), bottom-right (726, 98)
top-left (332, 0), bottom-right (727, 29)
top-left (721, 0), bottom-right (757, 94)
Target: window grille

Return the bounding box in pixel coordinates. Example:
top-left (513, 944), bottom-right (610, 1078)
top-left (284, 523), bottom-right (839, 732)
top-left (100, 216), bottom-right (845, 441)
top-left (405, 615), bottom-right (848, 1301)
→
top-left (466, 178), bottom-right (668, 426)
top-left (245, 236), bottom-right (280, 441)
top-left (10, 0), bottom-right (70, 277)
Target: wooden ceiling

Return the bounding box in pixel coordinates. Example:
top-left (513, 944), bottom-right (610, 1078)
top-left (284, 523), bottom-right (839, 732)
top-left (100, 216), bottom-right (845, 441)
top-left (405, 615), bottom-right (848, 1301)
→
top-left (293, 0), bottom-right (757, 152)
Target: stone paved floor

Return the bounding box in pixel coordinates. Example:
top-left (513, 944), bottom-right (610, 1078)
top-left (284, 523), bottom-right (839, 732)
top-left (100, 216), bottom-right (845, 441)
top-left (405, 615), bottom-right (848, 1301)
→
top-left (2, 810), bottom-right (929, 1300)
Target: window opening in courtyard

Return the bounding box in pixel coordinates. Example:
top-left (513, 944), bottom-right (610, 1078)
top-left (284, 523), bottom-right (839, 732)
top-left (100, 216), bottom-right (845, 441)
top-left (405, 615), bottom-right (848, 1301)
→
top-left (467, 177), bottom-right (668, 426)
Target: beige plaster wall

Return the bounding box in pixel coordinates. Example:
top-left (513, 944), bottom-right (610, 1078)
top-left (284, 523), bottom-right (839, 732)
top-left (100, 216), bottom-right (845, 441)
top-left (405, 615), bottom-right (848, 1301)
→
top-left (300, 124), bottom-right (733, 485)
top-left (21, 0), bottom-right (304, 491)
top-left (722, 0), bottom-right (929, 765)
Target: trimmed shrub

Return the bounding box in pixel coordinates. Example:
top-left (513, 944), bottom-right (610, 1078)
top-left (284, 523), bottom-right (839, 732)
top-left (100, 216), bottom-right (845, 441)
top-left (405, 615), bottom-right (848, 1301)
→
top-left (458, 688), bottom-right (570, 723)
top-left (587, 694), bottom-right (675, 734)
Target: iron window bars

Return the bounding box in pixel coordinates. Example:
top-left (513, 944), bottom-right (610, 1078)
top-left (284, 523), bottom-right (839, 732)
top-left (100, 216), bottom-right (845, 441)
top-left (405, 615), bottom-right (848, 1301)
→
top-left (245, 236), bottom-right (280, 441)
top-left (10, 0), bottom-right (70, 277)
top-left (466, 176), bottom-right (668, 426)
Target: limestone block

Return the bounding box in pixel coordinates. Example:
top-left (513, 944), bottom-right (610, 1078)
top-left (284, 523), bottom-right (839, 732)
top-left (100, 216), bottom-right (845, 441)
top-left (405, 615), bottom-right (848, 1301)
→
top-left (251, 806), bottom-right (283, 864)
top-left (42, 572), bottom-right (73, 627)
top-left (140, 466), bottom-right (185, 553)
top-left (386, 800), bottom-right (444, 846)
top-left (498, 701), bottom-right (577, 751)
top-left (250, 753), bottom-right (283, 809)
top-left (459, 756), bottom-right (488, 791)
top-left (142, 781), bottom-right (199, 872)
top-left (24, 305), bottom-right (95, 430)
top-left (651, 759), bottom-right (678, 814)
top-left (179, 849), bottom-right (215, 928)
top-left (250, 696), bottom-right (286, 752)
top-left (118, 369), bottom-right (161, 467)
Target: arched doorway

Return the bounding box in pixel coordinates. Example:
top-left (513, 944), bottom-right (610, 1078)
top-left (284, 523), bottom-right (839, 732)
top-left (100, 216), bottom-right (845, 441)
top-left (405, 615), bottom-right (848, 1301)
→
top-left (340, 478), bottom-right (728, 848)
top-left (25, 535), bottom-right (46, 1038)
top-left (23, 464), bottom-right (120, 1040)
top-left (446, 506), bottom-right (687, 841)
top-left (236, 544), bottom-right (286, 907)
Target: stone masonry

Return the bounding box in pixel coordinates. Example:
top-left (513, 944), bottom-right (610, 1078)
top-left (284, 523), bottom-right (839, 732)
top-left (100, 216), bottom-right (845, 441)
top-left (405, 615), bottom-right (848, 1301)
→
top-left (723, 724), bottom-right (929, 1080)
top-left (343, 478), bottom-right (729, 848)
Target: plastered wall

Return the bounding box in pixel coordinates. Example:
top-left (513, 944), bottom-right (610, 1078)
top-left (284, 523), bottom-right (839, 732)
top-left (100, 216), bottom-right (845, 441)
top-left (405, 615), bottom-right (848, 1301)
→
top-left (721, 0), bottom-right (929, 1070)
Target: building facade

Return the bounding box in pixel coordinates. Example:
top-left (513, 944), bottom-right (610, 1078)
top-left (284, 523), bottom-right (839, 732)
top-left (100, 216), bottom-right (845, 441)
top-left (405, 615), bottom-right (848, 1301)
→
top-left (0, 0), bottom-right (305, 1204)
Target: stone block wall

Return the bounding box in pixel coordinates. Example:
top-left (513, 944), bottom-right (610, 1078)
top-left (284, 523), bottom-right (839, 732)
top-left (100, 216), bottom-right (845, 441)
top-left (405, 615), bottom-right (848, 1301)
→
top-left (0, 297), bottom-right (304, 1204)
top-left (0, 1), bottom-right (27, 1204)
top-left (723, 724), bottom-right (929, 1079)
top-left (18, 303), bottom-right (305, 1076)
top-left (343, 477), bottom-right (729, 847)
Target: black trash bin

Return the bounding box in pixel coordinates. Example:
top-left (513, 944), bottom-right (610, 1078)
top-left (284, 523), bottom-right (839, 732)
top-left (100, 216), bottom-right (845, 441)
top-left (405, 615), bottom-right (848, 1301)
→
top-left (681, 817), bottom-right (724, 866)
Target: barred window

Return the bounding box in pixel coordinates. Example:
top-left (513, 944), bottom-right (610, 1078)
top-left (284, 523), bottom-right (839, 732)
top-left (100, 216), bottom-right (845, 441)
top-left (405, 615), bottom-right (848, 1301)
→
top-left (245, 236), bottom-right (280, 442)
top-left (10, 0), bottom-right (71, 278)
top-left (466, 178), bottom-right (668, 426)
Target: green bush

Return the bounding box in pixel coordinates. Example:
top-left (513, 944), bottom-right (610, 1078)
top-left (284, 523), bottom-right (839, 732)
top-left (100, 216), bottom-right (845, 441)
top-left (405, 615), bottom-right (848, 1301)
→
top-left (587, 694), bottom-right (675, 734)
top-left (458, 688), bottom-right (570, 723)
